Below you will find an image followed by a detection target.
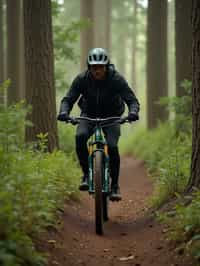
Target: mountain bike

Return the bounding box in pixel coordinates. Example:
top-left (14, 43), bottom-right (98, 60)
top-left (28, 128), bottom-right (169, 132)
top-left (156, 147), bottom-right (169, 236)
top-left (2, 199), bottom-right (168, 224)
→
top-left (67, 116), bottom-right (128, 235)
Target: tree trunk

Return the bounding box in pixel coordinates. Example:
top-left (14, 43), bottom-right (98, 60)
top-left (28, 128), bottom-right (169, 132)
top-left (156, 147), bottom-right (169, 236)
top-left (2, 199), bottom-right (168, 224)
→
top-left (187, 0), bottom-right (200, 191)
top-left (175, 0), bottom-right (192, 97)
top-left (19, 0), bottom-right (25, 100)
top-left (168, 0), bottom-right (175, 98)
top-left (146, 0), bottom-right (168, 129)
top-left (80, 0), bottom-right (94, 71)
top-left (93, 0), bottom-right (111, 52)
top-left (131, 0), bottom-right (138, 90)
top-left (6, 0), bottom-right (21, 104)
top-left (0, 0), bottom-right (4, 81)
top-left (24, 0), bottom-right (58, 152)
top-left (0, 0), bottom-right (4, 100)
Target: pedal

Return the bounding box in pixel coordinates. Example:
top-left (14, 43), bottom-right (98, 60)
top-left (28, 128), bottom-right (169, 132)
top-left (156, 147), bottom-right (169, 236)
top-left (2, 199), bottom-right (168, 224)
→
top-left (109, 195), bottom-right (122, 202)
top-left (79, 182), bottom-right (89, 191)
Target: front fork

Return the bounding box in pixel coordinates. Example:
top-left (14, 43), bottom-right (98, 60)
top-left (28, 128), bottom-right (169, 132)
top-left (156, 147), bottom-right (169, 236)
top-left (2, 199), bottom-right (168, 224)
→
top-left (103, 145), bottom-right (110, 194)
top-left (88, 142), bottom-right (94, 193)
top-left (88, 143), bottom-right (110, 194)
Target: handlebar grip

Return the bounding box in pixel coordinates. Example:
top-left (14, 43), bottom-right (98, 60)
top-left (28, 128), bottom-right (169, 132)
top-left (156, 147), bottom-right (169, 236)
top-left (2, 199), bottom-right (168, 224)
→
top-left (119, 116), bottom-right (129, 124)
top-left (67, 117), bottom-right (78, 125)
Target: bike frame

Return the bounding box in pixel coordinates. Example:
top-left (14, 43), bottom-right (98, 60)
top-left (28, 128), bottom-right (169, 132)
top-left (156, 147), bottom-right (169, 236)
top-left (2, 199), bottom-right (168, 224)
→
top-left (67, 116), bottom-right (128, 195)
top-left (88, 124), bottom-right (110, 195)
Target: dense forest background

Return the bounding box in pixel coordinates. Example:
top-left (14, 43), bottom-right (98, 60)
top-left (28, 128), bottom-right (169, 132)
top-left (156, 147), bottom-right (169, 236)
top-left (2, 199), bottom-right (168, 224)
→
top-left (0, 0), bottom-right (200, 265)
top-left (1, 0), bottom-right (186, 128)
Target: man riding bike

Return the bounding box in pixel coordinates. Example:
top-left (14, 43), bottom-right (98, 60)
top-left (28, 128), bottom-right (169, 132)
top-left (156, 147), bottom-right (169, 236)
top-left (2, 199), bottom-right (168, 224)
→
top-left (57, 48), bottom-right (140, 201)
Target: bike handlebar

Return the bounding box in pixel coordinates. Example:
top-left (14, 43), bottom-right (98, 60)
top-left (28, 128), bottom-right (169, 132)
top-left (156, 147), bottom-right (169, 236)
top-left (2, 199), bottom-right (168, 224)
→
top-left (66, 116), bottom-right (130, 125)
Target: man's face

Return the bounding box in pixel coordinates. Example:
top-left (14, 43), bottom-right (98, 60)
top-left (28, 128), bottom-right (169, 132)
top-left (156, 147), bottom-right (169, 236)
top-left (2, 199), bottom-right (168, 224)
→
top-left (90, 65), bottom-right (107, 80)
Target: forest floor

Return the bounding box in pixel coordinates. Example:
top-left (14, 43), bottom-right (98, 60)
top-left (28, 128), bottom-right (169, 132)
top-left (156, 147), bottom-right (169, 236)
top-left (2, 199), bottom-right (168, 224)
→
top-left (42, 157), bottom-right (194, 266)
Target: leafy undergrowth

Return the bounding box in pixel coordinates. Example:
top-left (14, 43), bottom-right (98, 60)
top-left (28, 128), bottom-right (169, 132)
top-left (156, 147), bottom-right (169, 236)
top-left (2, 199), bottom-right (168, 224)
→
top-left (0, 148), bottom-right (80, 266)
top-left (120, 81), bottom-right (200, 263)
top-left (120, 122), bottom-right (200, 263)
top-left (120, 122), bottom-right (191, 207)
top-left (0, 81), bottom-right (80, 266)
top-left (121, 80), bottom-right (192, 207)
top-left (158, 190), bottom-right (200, 264)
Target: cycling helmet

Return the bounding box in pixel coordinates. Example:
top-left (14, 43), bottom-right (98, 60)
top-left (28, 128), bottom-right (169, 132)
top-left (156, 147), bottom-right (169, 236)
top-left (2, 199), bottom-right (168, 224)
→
top-left (87, 48), bottom-right (109, 65)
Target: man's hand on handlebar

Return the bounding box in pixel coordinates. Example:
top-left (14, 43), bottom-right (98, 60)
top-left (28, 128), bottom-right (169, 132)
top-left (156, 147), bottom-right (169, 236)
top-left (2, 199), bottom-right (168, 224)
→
top-left (57, 112), bottom-right (79, 125)
top-left (127, 112), bottom-right (139, 122)
top-left (68, 117), bottom-right (78, 125)
top-left (57, 111), bottom-right (69, 122)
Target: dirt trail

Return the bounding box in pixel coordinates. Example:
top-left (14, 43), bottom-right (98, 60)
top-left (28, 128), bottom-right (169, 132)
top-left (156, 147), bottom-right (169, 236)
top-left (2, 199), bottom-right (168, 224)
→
top-left (44, 157), bottom-right (193, 266)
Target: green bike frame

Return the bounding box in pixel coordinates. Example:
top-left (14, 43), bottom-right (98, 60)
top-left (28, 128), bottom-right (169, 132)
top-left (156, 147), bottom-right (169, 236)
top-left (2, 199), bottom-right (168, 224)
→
top-left (88, 126), bottom-right (110, 194)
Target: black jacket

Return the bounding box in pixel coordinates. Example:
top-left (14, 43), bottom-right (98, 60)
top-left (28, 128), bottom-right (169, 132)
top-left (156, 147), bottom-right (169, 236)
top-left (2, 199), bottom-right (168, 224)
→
top-left (59, 65), bottom-right (140, 118)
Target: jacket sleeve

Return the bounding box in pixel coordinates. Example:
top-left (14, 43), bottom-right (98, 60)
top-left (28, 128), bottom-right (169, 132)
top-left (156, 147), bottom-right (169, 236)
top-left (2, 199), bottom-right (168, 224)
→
top-left (59, 75), bottom-right (82, 114)
top-left (118, 76), bottom-right (140, 114)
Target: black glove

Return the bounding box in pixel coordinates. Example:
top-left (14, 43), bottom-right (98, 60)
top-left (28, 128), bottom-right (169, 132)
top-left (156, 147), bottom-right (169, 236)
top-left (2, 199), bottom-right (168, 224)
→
top-left (57, 111), bottom-right (69, 122)
top-left (128, 112), bottom-right (139, 122)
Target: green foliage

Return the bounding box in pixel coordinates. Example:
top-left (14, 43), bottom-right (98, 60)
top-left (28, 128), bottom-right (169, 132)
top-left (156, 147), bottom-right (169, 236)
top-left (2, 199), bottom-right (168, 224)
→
top-left (121, 122), bottom-right (176, 170)
top-left (54, 20), bottom-right (90, 62)
top-left (150, 132), bottom-right (191, 207)
top-left (121, 122), bottom-right (191, 207)
top-left (159, 79), bottom-right (192, 134)
top-left (58, 122), bottom-right (76, 155)
top-left (36, 132), bottom-right (49, 152)
top-left (0, 149), bottom-right (80, 266)
top-left (53, 18), bottom-right (90, 91)
top-left (0, 82), bottom-right (80, 265)
top-left (120, 83), bottom-right (192, 206)
top-left (159, 191), bottom-right (200, 263)
top-left (51, 0), bottom-right (63, 17)
top-left (0, 81), bottom-right (32, 151)
top-left (52, 1), bottom-right (90, 93)
top-left (121, 80), bottom-right (198, 261)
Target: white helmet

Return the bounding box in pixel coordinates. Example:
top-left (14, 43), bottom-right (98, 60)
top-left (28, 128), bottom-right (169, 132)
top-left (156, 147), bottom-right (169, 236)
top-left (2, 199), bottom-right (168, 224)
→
top-left (87, 48), bottom-right (109, 65)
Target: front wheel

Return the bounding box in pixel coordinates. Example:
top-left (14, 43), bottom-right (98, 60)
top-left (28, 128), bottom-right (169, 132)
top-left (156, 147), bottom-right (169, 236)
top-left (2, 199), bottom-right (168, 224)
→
top-left (103, 193), bottom-right (109, 221)
top-left (94, 151), bottom-right (104, 235)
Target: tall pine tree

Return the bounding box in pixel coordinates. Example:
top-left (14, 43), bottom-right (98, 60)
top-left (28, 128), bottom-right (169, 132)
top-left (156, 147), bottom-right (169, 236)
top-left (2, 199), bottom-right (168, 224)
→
top-left (6, 0), bottom-right (21, 104)
top-left (175, 0), bottom-right (192, 97)
top-left (24, 0), bottom-right (58, 152)
top-left (80, 0), bottom-right (94, 71)
top-left (187, 0), bottom-right (200, 191)
top-left (146, 0), bottom-right (168, 128)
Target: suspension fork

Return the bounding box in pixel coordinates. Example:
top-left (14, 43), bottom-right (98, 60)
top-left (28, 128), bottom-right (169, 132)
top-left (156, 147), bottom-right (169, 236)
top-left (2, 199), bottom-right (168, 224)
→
top-left (88, 141), bottom-right (94, 193)
top-left (103, 144), bottom-right (110, 193)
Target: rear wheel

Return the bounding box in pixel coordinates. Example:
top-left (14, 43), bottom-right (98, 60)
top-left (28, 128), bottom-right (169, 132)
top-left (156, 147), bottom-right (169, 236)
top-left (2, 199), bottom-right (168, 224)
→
top-left (94, 151), bottom-right (104, 235)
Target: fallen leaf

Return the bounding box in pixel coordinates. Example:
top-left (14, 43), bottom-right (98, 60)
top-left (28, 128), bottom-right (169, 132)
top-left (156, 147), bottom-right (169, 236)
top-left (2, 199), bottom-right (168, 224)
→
top-left (119, 255), bottom-right (134, 261)
top-left (48, 239), bottom-right (56, 244)
top-left (162, 228), bottom-right (168, 234)
top-left (52, 261), bottom-right (59, 265)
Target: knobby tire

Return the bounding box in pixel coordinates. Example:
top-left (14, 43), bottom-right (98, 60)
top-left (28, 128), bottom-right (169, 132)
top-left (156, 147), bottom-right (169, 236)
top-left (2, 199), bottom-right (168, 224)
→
top-left (103, 193), bottom-right (109, 221)
top-left (94, 151), bottom-right (104, 235)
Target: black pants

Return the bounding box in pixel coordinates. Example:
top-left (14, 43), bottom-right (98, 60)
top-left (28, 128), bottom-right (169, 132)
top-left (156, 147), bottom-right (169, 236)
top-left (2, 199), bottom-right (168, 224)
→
top-left (76, 119), bottom-right (121, 188)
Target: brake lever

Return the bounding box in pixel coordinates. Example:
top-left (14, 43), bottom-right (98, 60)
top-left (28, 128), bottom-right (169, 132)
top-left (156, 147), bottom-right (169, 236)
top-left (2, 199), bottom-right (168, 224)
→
top-left (119, 117), bottom-right (129, 124)
top-left (66, 117), bottom-right (79, 125)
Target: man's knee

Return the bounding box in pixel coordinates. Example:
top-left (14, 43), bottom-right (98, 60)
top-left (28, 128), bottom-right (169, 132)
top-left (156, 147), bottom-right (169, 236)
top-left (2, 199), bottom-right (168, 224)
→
top-left (106, 133), bottom-right (120, 148)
